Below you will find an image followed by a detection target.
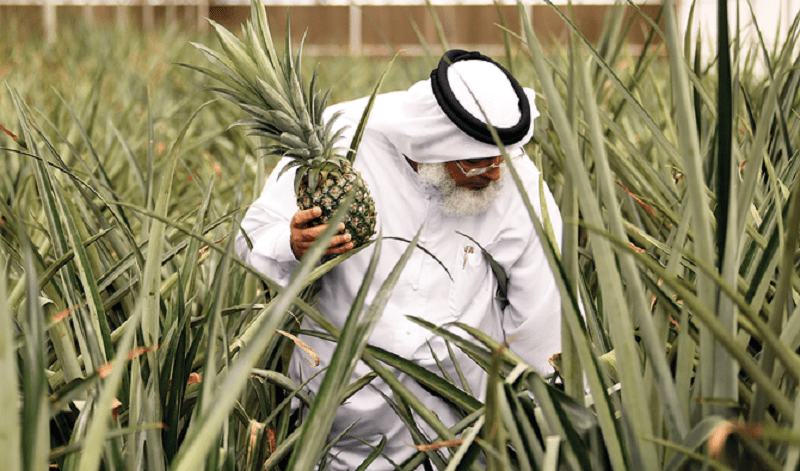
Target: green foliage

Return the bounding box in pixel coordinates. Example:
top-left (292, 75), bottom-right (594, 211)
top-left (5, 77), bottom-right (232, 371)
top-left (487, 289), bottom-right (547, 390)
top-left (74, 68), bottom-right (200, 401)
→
top-left (2, 0), bottom-right (800, 470)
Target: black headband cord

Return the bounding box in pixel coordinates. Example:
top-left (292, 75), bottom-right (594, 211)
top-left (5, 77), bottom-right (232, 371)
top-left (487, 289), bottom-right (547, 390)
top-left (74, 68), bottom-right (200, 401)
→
top-left (429, 49), bottom-right (531, 146)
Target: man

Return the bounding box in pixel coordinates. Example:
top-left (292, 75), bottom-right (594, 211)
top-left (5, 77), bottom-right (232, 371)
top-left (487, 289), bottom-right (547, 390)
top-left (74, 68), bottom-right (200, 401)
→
top-left (236, 49), bottom-right (563, 470)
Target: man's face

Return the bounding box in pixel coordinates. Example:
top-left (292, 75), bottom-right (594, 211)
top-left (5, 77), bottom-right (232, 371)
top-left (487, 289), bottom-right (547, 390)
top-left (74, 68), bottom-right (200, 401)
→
top-left (444, 156), bottom-right (504, 190)
top-left (417, 157), bottom-right (506, 217)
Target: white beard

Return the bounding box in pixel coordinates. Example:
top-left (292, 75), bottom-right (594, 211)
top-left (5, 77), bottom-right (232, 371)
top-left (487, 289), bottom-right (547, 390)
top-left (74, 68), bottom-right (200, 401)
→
top-left (417, 162), bottom-right (506, 217)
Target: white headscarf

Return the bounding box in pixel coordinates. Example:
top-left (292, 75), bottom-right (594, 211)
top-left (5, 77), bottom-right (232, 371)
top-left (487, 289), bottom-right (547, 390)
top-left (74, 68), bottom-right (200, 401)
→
top-left (327, 52), bottom-right (539, 163)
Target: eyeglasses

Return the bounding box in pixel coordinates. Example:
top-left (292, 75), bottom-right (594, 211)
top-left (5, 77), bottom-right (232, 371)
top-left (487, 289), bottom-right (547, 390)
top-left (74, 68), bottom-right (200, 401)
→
top-left (454, 149), bottom-right (526, 177)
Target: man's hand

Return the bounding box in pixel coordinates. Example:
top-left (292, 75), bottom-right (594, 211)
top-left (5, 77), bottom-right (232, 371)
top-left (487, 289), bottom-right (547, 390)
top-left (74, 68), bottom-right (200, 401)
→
top-left (290, 207), bottom-right (354, 260)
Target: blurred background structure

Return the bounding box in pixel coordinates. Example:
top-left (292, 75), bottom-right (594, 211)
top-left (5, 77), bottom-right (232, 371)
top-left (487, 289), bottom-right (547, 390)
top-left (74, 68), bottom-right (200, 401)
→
top-left (0, 0), bottom-right (796, 56)
top-left (680, 0), bottom-right (800, 72)
top-left (3, 0), bottom-right (663, 55)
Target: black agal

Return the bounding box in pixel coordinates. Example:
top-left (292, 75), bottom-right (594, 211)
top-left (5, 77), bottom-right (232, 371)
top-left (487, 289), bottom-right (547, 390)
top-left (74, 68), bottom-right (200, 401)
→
top-left (430, 49), bottom-right (531, 146)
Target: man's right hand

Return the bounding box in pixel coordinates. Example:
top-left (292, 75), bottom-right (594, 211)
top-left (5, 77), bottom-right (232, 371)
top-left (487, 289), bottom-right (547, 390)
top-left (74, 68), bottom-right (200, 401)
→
top-left (290, 207), bottom-right (354, 260)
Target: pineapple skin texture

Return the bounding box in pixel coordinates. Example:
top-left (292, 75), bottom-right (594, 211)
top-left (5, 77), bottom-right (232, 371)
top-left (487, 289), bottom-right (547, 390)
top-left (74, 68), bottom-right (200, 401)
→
top-left (296, 163), bottom-right (377, 249)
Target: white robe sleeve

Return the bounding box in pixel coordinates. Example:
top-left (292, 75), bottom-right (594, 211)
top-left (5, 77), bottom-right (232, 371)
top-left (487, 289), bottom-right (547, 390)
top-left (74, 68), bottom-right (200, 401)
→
top-left (235, 159), bottom-right (301, 288)
top-left (502, 178), bottom-right (564, 375)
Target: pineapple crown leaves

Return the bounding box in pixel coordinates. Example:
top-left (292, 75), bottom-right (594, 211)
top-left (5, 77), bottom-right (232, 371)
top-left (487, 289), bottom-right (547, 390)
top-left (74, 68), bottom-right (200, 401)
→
top-left (205, 19), bottom-right (298, 120)
top-left (188, 0), bottom-right (336, 161)
top-left (209, 20), bottom-right (262, 87)
top-left (184, 44), bottom-right (260, 104)
top-left (250, 0), bottom-right (281, 72)
top-left (237, 105), bottom-right (304, 137)
top-left (277, 151), bottom-right (352, 187)
top-left (189, 0), bottom-right (393, 195)
top-left (243, 22), bottom-right (282, 90)
top-left (290, 156), bottom-right (353, 197)
top-left (308, 65), bottom-right (323, 121)
top-left (273, 109), bottom-right (348, 178)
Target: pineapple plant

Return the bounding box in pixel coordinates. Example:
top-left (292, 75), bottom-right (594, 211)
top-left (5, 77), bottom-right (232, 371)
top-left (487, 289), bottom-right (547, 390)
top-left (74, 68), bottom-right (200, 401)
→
top-left (187, 0), bottom-right (377, 248)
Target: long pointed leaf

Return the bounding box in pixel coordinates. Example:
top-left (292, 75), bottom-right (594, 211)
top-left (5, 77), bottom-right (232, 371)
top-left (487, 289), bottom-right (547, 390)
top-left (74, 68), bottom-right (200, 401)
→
top-left (0, 252), bottom-right (22, 471)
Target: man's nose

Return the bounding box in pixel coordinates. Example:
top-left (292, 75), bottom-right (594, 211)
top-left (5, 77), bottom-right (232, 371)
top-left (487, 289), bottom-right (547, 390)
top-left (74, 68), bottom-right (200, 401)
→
top-left (483, 166), bottom-right (501, 181)
top-left (483, 156), bottom-right (503, 180)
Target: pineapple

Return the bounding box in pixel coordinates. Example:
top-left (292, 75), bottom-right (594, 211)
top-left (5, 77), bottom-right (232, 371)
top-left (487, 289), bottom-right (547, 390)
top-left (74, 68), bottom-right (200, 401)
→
top-left (189, 0), bottom-right (377, 249)
top-left (295, 160), bottom-right (376, 247)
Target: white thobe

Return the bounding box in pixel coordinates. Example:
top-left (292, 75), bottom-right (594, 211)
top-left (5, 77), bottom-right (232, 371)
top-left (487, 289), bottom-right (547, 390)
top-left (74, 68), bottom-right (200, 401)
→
top-left (235, 102), bottom-right (563, 470)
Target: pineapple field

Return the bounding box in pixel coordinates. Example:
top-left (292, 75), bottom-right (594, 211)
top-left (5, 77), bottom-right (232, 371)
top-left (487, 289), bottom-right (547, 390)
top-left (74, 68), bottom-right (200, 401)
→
top-left (2, 0), bottom-right (800, 470)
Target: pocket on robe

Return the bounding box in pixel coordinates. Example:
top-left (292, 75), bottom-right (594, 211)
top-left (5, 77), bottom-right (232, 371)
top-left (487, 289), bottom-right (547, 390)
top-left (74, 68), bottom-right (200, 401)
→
top-left (447, 243), bottom-right (494, 318)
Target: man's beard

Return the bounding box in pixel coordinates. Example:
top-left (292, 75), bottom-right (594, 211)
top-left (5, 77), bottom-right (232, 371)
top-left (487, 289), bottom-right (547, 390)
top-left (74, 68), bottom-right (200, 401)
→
top-left (417, 162), bottom-right (506, 217)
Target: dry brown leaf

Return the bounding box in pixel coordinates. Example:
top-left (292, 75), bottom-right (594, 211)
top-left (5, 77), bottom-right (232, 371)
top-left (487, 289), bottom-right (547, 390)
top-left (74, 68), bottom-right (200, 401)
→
top-left (98, 346), bottom-right (159, 378)
top-left (267, 428), bottom-right (277, 454)
top-left (111, 398), bottom-right (122, 421)
top-left (615, 181), bottom-right (656, 216)
top-left (413, 439), bottom-right (463, 451)
top-left (52, 302), bottom-right (87, 323)
top-left (277, 329), bottom-right (320, 366)
top-left (246, 422), bottom-right (264, 471)
top-left (0, 124), bottom-right (18, 141)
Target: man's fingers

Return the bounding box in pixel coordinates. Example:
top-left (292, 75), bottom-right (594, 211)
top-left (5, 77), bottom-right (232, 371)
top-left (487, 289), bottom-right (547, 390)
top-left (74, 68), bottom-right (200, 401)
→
top-left (324, 233), bottom-right (353, 256)
top-left (292, 207), bottom-right (322, 228)
top-left (301, 222), bottom-right (346, 242)
top-left (330, 232), bottom-right (352, 248)
top-left (300, 224), bottom-right (326, 242)
top-left (302, 229), bottom-right (351, 251)
top-left (296, 233), bottom-right (353, 258)
top-left (325, 241), bottom-right (355, 256)
top-left (290, 207), bottom-right (351, 259)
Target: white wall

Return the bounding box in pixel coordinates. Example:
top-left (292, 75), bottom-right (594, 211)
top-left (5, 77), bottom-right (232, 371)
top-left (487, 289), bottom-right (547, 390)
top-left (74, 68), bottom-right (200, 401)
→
top-left (677, 0), bottom-right (800, 64)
